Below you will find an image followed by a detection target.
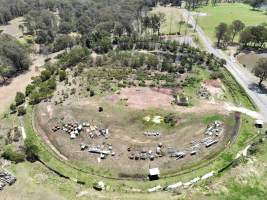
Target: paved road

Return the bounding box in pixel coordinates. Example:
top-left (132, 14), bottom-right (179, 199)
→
top-left (183, 10), bottom-right (267, 122)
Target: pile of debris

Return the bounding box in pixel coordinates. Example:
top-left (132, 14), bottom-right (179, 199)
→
top-left (198, 87), bottom-right (211, 99)
top-left (82, 143), bottom-right (115, 159)
top-left (144, 131), bottom-right (161, 137)
top-left (175, 94), bottom-right (189, 106)
top-left (88, 128), bottom-right (109, 139)
top-left (205, 121), bottom-right (223, 137)
top-left (201, 137), bottom-right (218, 148)
top-left (52, 122), bottom-right (110, 140)
top-left (128, 144), bottom-right (163, 161)
top-left (0, 171), bottom-right (16, 191)
top-left (167, 148), bottom-right (187, 160)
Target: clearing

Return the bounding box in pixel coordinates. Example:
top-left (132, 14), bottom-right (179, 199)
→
top-left (0, 17), bottom-right (24, 39)
top-left (34, 88), bottom-right (237, 178)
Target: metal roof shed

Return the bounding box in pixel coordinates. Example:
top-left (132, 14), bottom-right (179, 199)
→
top-left (149, 168), bottom-right (160, 180)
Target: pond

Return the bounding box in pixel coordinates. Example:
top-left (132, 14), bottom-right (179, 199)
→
top-left (237, 52), bottom-right (267, 71)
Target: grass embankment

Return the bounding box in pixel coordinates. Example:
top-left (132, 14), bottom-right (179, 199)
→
top-left (221, 69), bottom-right (256, 110)
top-left (196, 3), bottom-right (267, 42)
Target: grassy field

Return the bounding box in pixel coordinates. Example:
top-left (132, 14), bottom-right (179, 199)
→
top-left (152, 6), bottom-right (191, 34)
top-left (196, 3), bottom-right (267, 42)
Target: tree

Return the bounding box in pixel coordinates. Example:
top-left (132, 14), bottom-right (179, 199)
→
top-left (245, 0), bottom-right (264, 9)
top-left (253, 58), bottom-right (267, 87)
top-left (239, 27), bottom-right (254, 47)
top-left (150, 12), bottom-right (165, 36)
top-left (215, 23), bottom-right (228, 47)
top-left (24, 138), bottom-right (39, 162)
top-left (15, 92), bottom-right (25, 106)
top-left (142, 16), bottom-right (151, 35)
top-left (17, 106), bottom-right (26, 116)
top-left (0, 34), bottom-right (30, 72)
top-left (229, 20), bottom-right (245, 43)
top-left (239, 25), bottom-right (267, 48)
top-left (53, 35), bottom-right (75, 52)
top-left (58, 21), bottom-right (73, 34)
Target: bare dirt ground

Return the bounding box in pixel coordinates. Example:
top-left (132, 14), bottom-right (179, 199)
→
top-left (34, 93), bottom-right (236, 178)
top-left (106, 87), bottom-right (227, 115)
top-left (106, 87), bottom-right (173, 109)
top-left (203, 79), bottom-right (224, 98)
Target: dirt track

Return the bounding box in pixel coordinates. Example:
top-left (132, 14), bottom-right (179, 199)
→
top-left (0, 16), bottom-right (64, 114)
top-left (0, 51), bottom-right (62, 115)
top-left (0, 17), bottom-right (24, 39)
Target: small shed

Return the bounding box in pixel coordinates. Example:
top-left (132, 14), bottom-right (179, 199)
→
top-left (255, 120), bottom-right (264, 129)
top-left (149, 168), bottom-right (160, 180)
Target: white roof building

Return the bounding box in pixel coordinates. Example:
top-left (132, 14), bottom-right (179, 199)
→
top-left (149, 168), bottom-right (160, 176)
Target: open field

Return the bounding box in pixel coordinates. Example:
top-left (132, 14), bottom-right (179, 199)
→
top-left (196, 3), bottom-right (267, 42)
top-left (152, 6), bottom-right (193, 35)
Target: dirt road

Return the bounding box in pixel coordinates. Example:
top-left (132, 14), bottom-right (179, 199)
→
top-left (0, 17), bottom-right (24, 39)
top-left (0, 51), bottom-right (62, 114)
top-left (0, 16), bottom-right (65, 114)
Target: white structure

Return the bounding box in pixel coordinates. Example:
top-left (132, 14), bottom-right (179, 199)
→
top-left (255, 119), bottom-right (264, 128)
top-left (201, 171), bottom-right (215, 180)
top-left (148, 185), bottom-right (161, 192)
top-left (149, 168), bottom-right (160, 180)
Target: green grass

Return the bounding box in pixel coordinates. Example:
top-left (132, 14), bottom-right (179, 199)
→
top-left (196, 3), bottom-right (267, 42)
top-left (221, 68), bottom-right (256, 110)
top-left (152, 6), bottom-right (192, 34)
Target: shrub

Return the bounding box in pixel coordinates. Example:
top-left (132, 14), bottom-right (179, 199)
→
top-left (90, 90), bottom-right (95, 97)
top-left (25, 84), bottom-right (35, 96)
top-left (98, 107), bottom-right (103, 112)
top-left (210, 71), bottom-right (223, 79)
top-left (164, 113), bottom-right (177, 126)
top-left (15, 92), bottom-right (25, 106)
top-left (17, 106), bottom-right (26, 116)
top-left (10, 103), bottom-right (16, 113)
top-left (59, 70), bottom-right (67, 81)
top-left (2, 146), bottom-right (25, 163)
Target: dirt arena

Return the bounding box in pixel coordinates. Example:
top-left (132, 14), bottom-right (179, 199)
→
top-left (34, 87), bottom-right (238, 178)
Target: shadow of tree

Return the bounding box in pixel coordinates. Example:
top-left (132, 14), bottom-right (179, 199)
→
top-left (248, 83), bottom-right (267, 94)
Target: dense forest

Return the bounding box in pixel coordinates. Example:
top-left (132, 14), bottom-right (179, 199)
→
top-left (0, 0), bottom-right (266, 84)
top-left (0, 34), bottom-right (30, 84)
top-left (0, 0), bottom-right (159, 83)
